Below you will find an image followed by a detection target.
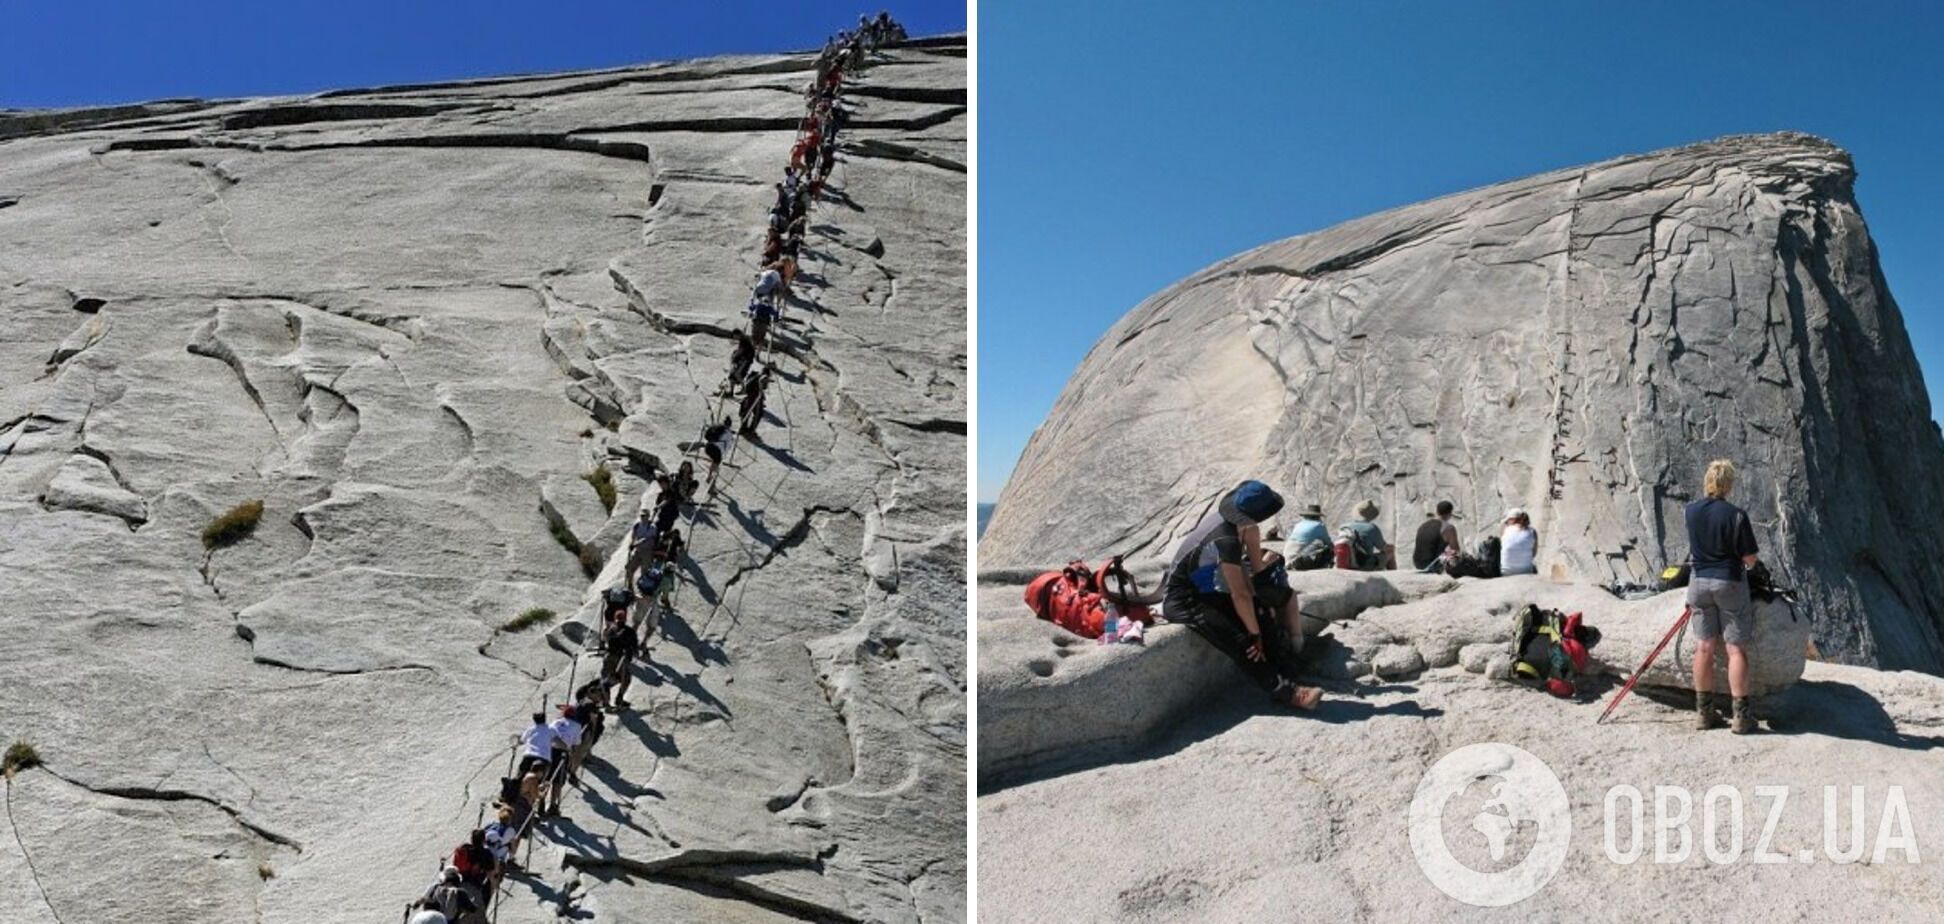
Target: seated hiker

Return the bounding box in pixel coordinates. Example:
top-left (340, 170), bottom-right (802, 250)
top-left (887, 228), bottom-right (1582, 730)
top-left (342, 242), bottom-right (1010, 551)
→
top-left (702, 416), bottom-right (734, 495)
top-left (451, 829), bottom-right (497, 887)
top-left (1500, 508), bottom-right (1538, 575)
top-left (515, 712), bottom-right (558, 778)
top-left (1282, 502), bottom-right (1334, 570)
top-left (1164, 480), bottom-right (1323, 710)
top-left (601, 609), bottom-right (641, 709)
top-left (418, 869), bottom-right (476, 924)
top-left (1412, 501), bottom-right (1462, 571)
top-left (738, 368), bottom-right (770, 437)
top-left (483, 803), bottom-right (520, 871)
top-left (1338, 500), bottom-right (1396, 570)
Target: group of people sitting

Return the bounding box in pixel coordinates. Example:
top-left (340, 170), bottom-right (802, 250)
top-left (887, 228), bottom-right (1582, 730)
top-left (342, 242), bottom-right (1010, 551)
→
top-left (404, 17), bottom-right (889, 924)
top-left (1272, 498), bottom-right (1540, 578)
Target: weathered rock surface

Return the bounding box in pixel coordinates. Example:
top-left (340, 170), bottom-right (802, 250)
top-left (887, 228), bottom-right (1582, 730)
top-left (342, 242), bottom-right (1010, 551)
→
top-left (982, 133), bottom-right (1944, 675)
top-left (0, 36), bottom-right (963, 923)
top-left (978, 571), bottom-right (1944, 922)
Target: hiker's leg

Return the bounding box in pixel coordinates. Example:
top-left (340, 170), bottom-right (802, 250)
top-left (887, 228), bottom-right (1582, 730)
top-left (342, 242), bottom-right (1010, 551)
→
top-left (1725, 643), bottom-right (1749, 698)
top-left (1172, 591), bottom-right (1285, 695)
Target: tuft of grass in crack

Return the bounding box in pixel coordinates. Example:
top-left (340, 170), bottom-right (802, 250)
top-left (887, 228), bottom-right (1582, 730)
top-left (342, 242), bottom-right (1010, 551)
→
top-left (548, 519), bottom-right (603, 578)
top-left (584, 466), bottom-right (617, 512)
top-left (4, 741), bottom-right (41, 777)
top-left (501, 608), bottom-right (556, 632)
top-left (202, 500), bottom-right (264, 550)
top-left (257, 862), bottom-right (276, 880)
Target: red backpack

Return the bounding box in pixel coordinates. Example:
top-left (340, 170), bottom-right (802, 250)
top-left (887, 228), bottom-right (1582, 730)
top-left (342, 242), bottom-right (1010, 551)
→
top-left (1023, 558), bottom-right (1155, 639)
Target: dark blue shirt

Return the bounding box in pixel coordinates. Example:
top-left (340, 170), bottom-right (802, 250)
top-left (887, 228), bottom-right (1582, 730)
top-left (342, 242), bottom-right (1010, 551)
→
top-left (1684, 497), bottom-right (1759, 581)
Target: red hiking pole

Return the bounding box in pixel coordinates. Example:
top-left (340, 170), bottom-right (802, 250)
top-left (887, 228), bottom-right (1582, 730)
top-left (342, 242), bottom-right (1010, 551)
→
top-left (1596, 605), bottom-right (1691, 725)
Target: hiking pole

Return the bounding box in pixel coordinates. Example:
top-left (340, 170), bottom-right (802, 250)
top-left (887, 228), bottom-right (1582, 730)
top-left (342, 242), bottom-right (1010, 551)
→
top-left (1596, 605), bottom-right (1691, 725)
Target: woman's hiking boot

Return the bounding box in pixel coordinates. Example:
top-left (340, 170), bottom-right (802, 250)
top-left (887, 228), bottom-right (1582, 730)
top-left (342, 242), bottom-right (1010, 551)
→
top-left (1695, 691), bottom-right (1726, 730)
top-left (1731, 697), bottom-right (1756, 734)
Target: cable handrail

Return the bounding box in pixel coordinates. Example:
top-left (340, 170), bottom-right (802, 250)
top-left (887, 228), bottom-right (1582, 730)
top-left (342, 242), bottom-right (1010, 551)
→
top-left (402, 17), bottom-right (902, 924)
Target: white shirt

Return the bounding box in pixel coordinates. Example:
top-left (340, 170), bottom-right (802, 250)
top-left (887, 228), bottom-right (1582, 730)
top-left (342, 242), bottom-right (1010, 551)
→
top-left (754, 269), bottom-right (782, 297)
top-left (1501, 525), bottom-right (1537, 574)
top-left (549, 716), bottom-right (584, 750)
top-left (518, 723), bottom-right (560, 761)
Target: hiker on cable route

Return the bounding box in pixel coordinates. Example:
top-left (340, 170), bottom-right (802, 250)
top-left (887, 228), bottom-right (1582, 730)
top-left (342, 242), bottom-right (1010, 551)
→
top-left (416, 868), bottom-right (478, 924)
top-left (626, 504), bottom-right (660, 589)
top-left (1686, 459), bottom-right (1762, 734)
top-left (1165, 481), bottom-right (1324, 710)
top-left (1412, 500), bottom-right (1462, 571)
top-left (542, 704), bottom-right (585, 816)
top-left (601, 608), bottom-right (641, 709)
top-left (482, 804), bottom-right (520, 872)
top-left (515, 711), bottom-right (558, 779)
top-left (739, 366), bottom-right (771, 438)
top-left (749, 296), bottom-right (780, 344)
top-left (755, 264), bottom-right (785, 303)
top-left (702, 416), bottom-right (734, 495)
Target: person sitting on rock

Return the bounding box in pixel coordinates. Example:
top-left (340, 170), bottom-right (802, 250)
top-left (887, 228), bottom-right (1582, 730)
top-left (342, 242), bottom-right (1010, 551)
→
top-left (1499, 508), bottom-right (1538, 575)
top-left (1685, 460), bottom-right (1762, 734)
top-left (1340, 500), bottom-right (1395, 570)
top-left (702, 416), bottom-right (734, 495)
top-left (601, 609), bottom-right (641, 709)
top-left (1412, 500), bottom-right (1462, 571)
top-left (1164, 480), bottom-right (1323, 710)
top-left (1282, 502), bottom-right (1333, 570)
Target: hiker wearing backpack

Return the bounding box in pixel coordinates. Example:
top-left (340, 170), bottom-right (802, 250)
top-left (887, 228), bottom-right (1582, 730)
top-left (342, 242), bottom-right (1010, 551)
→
top-left (738, 367), bottom-right (770, 438)
top-left (1685, 460), bottom-right (1762, 734)
top-left (601, 609), bottom-right (641, 709)
top-left (1164, 481), bottom-right (1324, 710)
top-left (1283, 502), bottom-right (1333, 570)
top-left (515, 711), bottom-right (559, 779)
top-left (1500, 508), bottom-right (1538, 575)
top-left (702, 416), bottom-right (734, 495)
top-left (1412, 501), bottom-right (1462, 571)
top-left (483, 804), bottom-right (520, 871)
top-left (1338, 500), bottom-right (1396, 570)
top-left (417, 869), bottom-right (477, 923)
top-left (749, 297), bottom-right (780, 344)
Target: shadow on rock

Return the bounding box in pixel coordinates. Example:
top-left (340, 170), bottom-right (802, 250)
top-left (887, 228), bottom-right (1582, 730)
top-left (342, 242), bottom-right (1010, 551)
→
top-left (1766, 679), bottom-right (1944, 751)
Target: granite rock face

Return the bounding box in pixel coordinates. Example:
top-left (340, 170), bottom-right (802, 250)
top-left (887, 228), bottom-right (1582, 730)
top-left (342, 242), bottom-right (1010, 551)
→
top-left (982, 133), bottom-right (1944, 675)
top-left (0, 36), bottom-right (964, 923)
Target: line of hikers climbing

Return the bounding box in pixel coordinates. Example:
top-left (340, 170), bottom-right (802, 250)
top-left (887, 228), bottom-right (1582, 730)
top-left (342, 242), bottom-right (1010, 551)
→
top-left (1026, 460), bottom-right (1771, 732)
top-left (403, 16), bottom-right (898, 924)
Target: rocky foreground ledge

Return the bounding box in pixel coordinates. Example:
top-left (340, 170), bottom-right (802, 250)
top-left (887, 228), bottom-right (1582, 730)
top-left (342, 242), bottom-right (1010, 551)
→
top-left (977, 572), bottom-right (1944, 920)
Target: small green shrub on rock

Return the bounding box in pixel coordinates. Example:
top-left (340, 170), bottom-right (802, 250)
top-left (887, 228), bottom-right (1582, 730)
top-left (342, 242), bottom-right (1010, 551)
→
top-left (584, 467), bottom-right (617, 512)
top-left (4, 740), bottom-right (41, 777)
top-left (501, 608), bottom-right (556, 632)
top-left (202, 500), bottom-right (264, 550)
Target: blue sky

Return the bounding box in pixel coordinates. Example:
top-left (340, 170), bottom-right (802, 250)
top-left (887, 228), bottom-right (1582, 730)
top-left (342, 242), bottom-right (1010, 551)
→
top-left (979, 0), bottom-right (1944, 501)
top-left (1, 1), bottom-right (965, 107)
